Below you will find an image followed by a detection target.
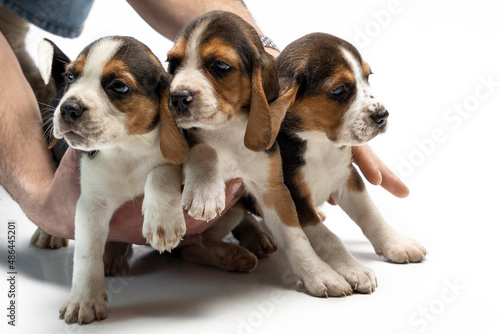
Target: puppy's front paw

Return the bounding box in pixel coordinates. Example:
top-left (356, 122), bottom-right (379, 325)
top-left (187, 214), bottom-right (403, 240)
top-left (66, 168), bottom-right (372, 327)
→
top-left (142, 207), bottom-right (186, 254)
top-left (374, 234), bottom-right (427, 263)
top-left (335, 262), bottom-right (377, 294)
top-left (30, 228), bottom-right (68, 249)
top-left (299, 264), bottom-right (353, 297)
top-left (182, 181), bottom-right (226, 221)
top-left (59, 291), bottom-right (107, 324)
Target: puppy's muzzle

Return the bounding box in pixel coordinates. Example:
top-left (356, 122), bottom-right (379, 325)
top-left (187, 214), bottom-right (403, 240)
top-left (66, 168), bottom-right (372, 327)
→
top-left (60, 98), bottom-right (87, 124)
top-left (170, 89), bottom-right (195, 117)
top-left (370, 109), bottom-right (389, 128)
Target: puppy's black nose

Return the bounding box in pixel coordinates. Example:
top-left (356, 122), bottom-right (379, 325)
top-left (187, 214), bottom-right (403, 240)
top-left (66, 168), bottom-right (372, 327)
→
top-left (60, 100), bottom-right (86, 124)
top-left (170, 89), bottom-right (194, 113)
top-left (371, 110), bottom-right (389, 128)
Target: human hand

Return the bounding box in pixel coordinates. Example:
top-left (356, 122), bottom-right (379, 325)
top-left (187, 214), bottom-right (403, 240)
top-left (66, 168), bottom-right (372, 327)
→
top-left (326, 145), bottom-right (409, 206)
top-left (108, 178), bottom-right (243, 246)
top-left (38, 148), bottom-right (242, 246)
top-left (352, 144), bottom-right (410, 198)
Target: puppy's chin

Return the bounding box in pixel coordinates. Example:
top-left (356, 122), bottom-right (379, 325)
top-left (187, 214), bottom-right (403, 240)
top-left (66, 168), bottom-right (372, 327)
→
top-left (55, 125), bottom-right (116, 151)
top-left (62, 131), bottom-right (109, 151)
top-left (332, 122), bottom-right (388, 146)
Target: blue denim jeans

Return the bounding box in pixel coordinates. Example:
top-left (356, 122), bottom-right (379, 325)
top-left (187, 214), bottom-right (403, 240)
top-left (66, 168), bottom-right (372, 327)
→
top-left (0, 0), bottom-right (94, 38)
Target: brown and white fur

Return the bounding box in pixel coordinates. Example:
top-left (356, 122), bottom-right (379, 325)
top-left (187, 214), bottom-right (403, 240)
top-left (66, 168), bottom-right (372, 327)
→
top-left (38, 36), bottom-right (189, 324)
top-left (166, 11), bottom-right (356, 297)
top-left (275, 33), bottom-right (427, 276)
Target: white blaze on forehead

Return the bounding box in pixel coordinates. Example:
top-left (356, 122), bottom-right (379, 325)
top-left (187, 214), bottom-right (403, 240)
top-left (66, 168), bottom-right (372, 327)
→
top-left (341, 48), bottom-right (369, 94)
top-left (61, 38), bottom-right (123, 105)
top-left (338, 47), bottom-right (386, 145)
top-left (82, 38), bottom-right (123, 79)
top-left (184, 20), bottom-right (210, 69)
top-left (171, 20), bottom-right (210, 90)
top-left (170, 20), bottom-right (219, 119)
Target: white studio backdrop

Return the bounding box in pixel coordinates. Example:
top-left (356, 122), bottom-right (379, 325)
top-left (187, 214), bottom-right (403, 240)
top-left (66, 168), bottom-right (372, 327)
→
top-left (0, 0), bottom-right (498, 333)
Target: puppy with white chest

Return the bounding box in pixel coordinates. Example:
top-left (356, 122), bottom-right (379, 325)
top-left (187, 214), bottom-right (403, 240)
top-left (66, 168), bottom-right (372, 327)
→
top-left (38, 36), bottom-right (189, 324)
top-left (275, 33), bottom-right (427, 271)
top-left (167, 11), bottom-right (355, 297)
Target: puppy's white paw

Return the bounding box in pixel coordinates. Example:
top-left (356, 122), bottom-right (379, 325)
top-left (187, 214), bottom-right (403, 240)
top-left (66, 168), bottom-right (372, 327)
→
top-left (59, 291), bottom-right (107, 324)
top-left (142, 207), bottom-right (186, 253)
top-left (299, 264), bottom-right (353, 297)
top-left (182, 181), bottom-right (226, 221)
top-left (374, 233), bottom-right (427, 263)
top-left (335, 262), bottom-right (377, 294)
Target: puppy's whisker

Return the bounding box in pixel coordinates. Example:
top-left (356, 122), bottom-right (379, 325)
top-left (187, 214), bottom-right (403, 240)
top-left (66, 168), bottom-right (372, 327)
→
top-left (38, 102), bottom-right (55, 108)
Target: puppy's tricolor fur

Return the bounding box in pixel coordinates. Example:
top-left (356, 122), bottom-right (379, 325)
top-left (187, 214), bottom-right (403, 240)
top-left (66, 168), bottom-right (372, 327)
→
top-left (38, 36), bottom-right (188, 324)
top-left (167, 11), bottom-right (354, 296)
top-left (276, 33), bottom-right (427, 272)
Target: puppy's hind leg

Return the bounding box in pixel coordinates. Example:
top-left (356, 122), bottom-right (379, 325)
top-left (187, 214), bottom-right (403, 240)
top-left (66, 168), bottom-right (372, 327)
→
top-left (232, 211), bottom-right (278, 258)
top-left (181, 204), bottom-right (258, 272)
top-left (103, 241), bottom-right (133, 276)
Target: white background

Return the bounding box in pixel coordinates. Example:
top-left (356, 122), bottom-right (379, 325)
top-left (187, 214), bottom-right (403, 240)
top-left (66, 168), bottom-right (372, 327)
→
top-left (1, 0), bottom-right (499, 333)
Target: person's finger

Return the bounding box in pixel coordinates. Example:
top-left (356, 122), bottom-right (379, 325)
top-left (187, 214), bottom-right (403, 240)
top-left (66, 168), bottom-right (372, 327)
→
top-left (379, 160), bottom-right (410, 198)
top-left (352, 145), bottom-right (382, 186)
top-left (353, 144), bottom-right (410, 198)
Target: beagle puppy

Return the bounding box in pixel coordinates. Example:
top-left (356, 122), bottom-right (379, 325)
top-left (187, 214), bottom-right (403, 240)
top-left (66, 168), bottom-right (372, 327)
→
top-left (166, 11), bottom-right (354, 296)
top-left (275, 33), bottom-right (427, 272)
top-left (38, 36), bottom-right (189, 324)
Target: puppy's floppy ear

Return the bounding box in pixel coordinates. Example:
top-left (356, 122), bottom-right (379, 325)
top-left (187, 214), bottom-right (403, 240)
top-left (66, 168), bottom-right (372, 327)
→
top-left (266, 81), bottom-right (300, 148)
top-left (244, 53), bottom-right (281, 152)
top-left (38, 38), bottom-right (70, 91)
top-left (158, 74), bottom-right (189, 165)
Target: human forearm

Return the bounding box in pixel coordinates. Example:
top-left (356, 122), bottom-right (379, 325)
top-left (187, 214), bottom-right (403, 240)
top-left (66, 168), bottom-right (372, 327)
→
top-left (127, 0), bottom-right (262, 41)
top-left (0, 33), bottom-right (55, 211)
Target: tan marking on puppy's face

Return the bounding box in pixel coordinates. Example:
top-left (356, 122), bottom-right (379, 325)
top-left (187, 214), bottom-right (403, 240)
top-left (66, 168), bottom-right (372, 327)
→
top-left (168, 33), bottom-right (253, 129)
top-left (199, 39), bottom-right (252, 121)
top-left (100, 59), bottom-right (158, 136)
top-left (167, 36), bottom-right (187, 71)
top-left (277, 33), bottom-right (389, 146)
top-left (361, 60), bottom-right (372, 79)
top-left (288, 65), bottom-right (356, 141)
top-left (168, 11), bottom-right (280, 151)
top-left (66, 53), bottom-right (86, 78)
top-left (102, 59), bottom-right (138, 90)
top-left (113, 95), bottom-right (158, 136)
top-left (53, 38), bottom-right (126, 150)
top-left (53, 37), bottom-right (188, 161)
